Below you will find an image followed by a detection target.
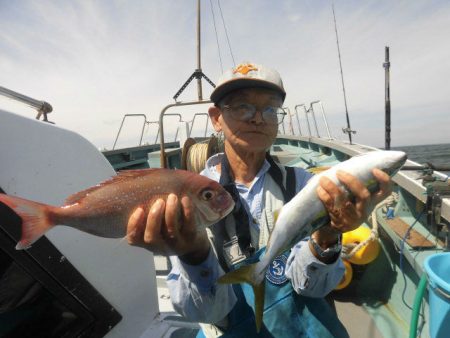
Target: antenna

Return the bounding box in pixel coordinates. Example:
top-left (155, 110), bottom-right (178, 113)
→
top-left (332, 2), bottom-right (355, 144)
top-left (173, 0), bottom-right (215, 101)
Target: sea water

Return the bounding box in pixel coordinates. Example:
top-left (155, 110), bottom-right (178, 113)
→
top-left (393, 143), bottom-right (450, 176)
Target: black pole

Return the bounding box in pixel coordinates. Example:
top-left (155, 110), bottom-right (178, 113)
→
top-left (384, 46), bottom-right (391, 150)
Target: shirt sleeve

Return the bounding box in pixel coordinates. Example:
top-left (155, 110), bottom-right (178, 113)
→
top-left (294, 167), bottom-right (313, 192)
top-left (166, 248), bottom-right (237, 323)
top-left (285, 239), bottom-right (345, 298)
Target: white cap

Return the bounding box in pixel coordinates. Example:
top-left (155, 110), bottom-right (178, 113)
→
top-left (210, 62), bottom-right (286, 103)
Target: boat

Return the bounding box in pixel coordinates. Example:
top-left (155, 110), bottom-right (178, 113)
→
top-left (1, 2), bottom-right (449, 338)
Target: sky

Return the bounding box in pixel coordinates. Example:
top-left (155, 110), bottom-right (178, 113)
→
top-left (1, 0), bottom-right (449, 149)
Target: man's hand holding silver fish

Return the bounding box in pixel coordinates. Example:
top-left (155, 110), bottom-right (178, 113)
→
top-left (126, 194), bottom-right (210, 264)
top-left (313, 168), bottom-right (391, 262)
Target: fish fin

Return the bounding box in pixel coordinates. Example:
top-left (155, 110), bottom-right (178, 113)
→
top-left (218, 264), bottom-right (266, 332)
top-left (273, 208), bottom-right (281, 224)
top-left (266, 209), bottom-right (283, 252)
top-left (64, 169), bottom-right (159, 205)
top-left (307, 166), bottom-right (331, 175)
top-left (253, 280), bottom-right (266, 333)
top-left (0, 194), bottom-right (55, 249)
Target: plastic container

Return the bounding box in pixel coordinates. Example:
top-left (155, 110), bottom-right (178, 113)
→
top-left (424, 253), bottom-right (450, 338)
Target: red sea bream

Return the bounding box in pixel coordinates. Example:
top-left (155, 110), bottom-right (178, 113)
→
top-left (0, 169), bottom-right (235, 250)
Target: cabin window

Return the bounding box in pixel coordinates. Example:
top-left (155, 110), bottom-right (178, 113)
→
top-left (0, 248), bottom-right (81, 337)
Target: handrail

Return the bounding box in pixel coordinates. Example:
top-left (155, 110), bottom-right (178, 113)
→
top-left (279, 118), bottom-right (286, 135)
top-left (307, 104), bottom-right (320, 137)
top-left (189, 113), bottom-right (210, 138)
top-left (294, 101), bottom-right (333, 139)
top-left (311, 100), bottom-right (332, 139)
top-left (146, 121), bottom-right (160, 145)
top-left (0, 85), bottom-right (53, 122)
top-left (292, 105), bottom-right (302, 136)
top-left (112, 114), bottom-right (148, 150)
top-left (295, 104), bottom-right (311, 137)
top-left (283, 107), bottom-right (295, 135)
top-left (164, 113), bottom-right (187, 142)
top-left (159, 100), bottom-right (212, 168)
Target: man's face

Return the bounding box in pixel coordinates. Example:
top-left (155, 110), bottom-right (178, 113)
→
top-left (212, 88), bottom-right (283, 153)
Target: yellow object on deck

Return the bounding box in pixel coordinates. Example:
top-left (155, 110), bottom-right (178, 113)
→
top-left (342, 226), bottom-right (381, 265)
top-left (335, 260), bottom-right (353, 290)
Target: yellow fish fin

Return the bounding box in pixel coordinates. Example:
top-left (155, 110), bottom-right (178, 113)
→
top-left (307, 166), bottom-right (331, 175)
top-left (218, 263), bottom-right (266, 332)
top-left (273, 208), bottom-right (281, 223)
top-left (253, 279), bottom-right (266, 333)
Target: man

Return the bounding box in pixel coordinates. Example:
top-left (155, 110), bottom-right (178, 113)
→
top-left (127, 63), bottom-right (391, 337)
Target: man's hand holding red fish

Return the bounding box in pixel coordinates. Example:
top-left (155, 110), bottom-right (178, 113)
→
top-left (127, 193), bottom-right (210, 264)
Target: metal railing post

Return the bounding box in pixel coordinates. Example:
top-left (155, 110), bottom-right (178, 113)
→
top-left (283, 107), bottom-right (294, 135)
top-left (308, 104), bottom-right (320, 137)
top-left (311, 101), bottom-right (332, 139)
top-left (112, 114), bottom-right (147, 150)
top-left (294, 104), bottom-right (306, 136)
top-left (159, 100), bottom-right (212, 168)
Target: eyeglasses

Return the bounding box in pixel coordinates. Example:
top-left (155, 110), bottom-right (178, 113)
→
top-left (221, 103), bottom-right (286, 125)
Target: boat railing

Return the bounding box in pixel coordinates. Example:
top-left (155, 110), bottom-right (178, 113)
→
top-left (294, 101), bottom-right (333, 139)
top-left (188, 113), bottom-right (210, 138)
top-left (164, 113), bottom-right (190, 144)
top-left (0, 85), bottom-right (54, 123)
top-left (282, 107), bottom-right (294, 135)
top-left (112, 114), bottom-right (161, 150)
top-left (287, 106), bottom-right (302, 136)
top-left (159, 100), bottom-right (213, 168)
top-left (112, 110), bottom-right (212, 151)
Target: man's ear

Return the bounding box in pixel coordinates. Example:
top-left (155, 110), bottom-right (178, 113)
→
top-left (208, 106), bottom-right (222, 132)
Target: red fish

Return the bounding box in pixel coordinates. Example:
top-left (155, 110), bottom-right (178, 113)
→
top-left (0, 169), bottom-right (234, 250)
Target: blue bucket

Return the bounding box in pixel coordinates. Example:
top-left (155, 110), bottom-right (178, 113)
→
top-left (424, 253), bottom-right (450, 338)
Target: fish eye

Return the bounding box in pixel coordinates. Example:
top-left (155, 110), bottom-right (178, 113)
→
top-left (201, 189), bottom-right (215, 201)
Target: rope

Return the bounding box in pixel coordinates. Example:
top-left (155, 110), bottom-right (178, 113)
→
top-left (217, 0), bottom-right (236, 66)
top-left (186, 143), bottom-right (210, 173)
top-left (209, 0), bottom-right (224, 73)
top-left (341, 193), bottom-right (398, 260)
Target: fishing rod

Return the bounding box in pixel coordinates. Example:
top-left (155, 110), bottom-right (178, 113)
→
top-left (332, 2), bottom-right (355, 144)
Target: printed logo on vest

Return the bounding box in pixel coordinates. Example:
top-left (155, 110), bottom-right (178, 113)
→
top-left (265, 253), bottom-right (289, 285)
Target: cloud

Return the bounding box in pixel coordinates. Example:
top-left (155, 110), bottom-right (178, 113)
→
top-left (1, 0), bottom-right (449, 148)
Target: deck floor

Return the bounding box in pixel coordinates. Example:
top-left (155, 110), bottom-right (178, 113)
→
top-left (155, 256), bottom-right (385, 337)
top-left (335, 301), bottom-right (383, 338)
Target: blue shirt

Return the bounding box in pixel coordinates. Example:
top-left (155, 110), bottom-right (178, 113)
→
top-left (167, 154), bottom-right (345, 324)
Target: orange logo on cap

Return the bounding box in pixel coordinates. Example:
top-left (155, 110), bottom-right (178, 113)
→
top-left (233, 63), bottom-right (258, 75)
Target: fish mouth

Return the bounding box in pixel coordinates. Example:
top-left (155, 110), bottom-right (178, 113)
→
top-left (218, 199), bottom-right (235, 217)
top-left (385, 152), bottom-right (408, 176)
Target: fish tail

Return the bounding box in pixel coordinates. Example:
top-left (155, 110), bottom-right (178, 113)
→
top-left (217, 263), bottom-right (266, 332)
top-left (0, 194), bottom-right (56, 249)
